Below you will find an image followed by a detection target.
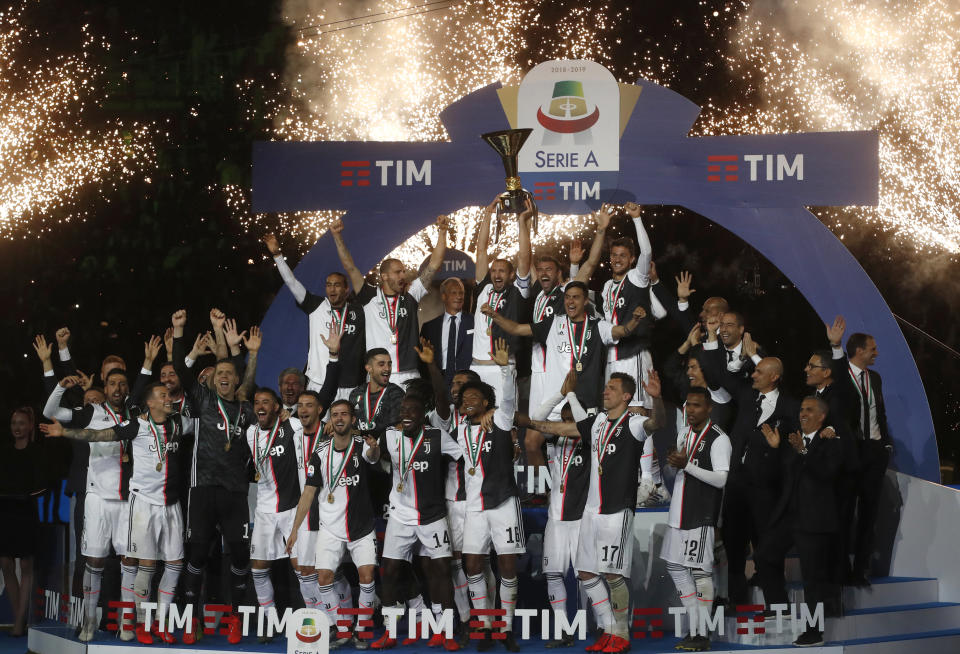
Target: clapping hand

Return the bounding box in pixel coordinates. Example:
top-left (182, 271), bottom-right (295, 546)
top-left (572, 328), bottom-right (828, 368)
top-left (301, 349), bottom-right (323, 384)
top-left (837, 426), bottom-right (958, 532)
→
top-left (666, 447), bottom-right (688, 469)
top-left (760, 423), bottom-right (781, 448)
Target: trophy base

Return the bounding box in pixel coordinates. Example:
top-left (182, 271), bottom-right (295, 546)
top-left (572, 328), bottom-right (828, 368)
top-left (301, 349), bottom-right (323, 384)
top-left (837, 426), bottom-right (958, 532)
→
top-left (496, 190), bottom-right (531, 214)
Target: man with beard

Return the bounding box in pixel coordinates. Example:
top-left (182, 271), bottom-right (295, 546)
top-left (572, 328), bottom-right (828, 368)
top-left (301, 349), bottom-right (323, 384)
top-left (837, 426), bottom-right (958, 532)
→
top-left (171, 310), bottom-right (261, 644)
top-left (348, 349), bottom-right (405, 444)
top-left (333, 216), bottom-right (448, 386)
top-left (373, 387), bottom-right (463, 650)
top-left (662, 388), bottom-right (731, 653)
top-left (525, 206), bottom-right (610, 472)
top-left (287, 401), bottom-right (381, 647)
top-left (600, 202), bottom-right (656, 407)
top-left (265, 232), bottom-right (365, 399)
top-left (42, 368), bottom-right (140, 642)
top-left (470, 197), bottom-right (533, 410)
top-left (527, 372), bottom-right (665, 653)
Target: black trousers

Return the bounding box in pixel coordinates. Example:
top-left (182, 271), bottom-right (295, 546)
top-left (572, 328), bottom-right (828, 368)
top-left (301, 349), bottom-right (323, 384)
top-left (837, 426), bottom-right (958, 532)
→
top-left (721, 480), bottom-right (777, 604)
top-left (758, 522), bottom-right (836, 619)
top-left (853, 440), bottom-right (889, 576)
top-left (833, 476), bottom-right (857, 583)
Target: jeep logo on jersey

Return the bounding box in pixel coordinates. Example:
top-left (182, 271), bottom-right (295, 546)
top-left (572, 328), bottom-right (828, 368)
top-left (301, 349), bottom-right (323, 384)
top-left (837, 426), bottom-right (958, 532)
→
top-left (149, 442), bottom-right (180, 453)
top-left (340, 474), bottom-right (361, 487)
top-left (340, 160), bottom-right (431, 187)
top-left (411, 460), bottom-right (430, 472)
top-left (481, 441), bottom-right (493, 453)
top-left (605, 443), bottom-right (617, 454)
top-left (571, 454), bottom-right (583, 466)
top-left (270, 445), bottom-right (285, 457)
top-left (518, 61), bottom-right (622, 174)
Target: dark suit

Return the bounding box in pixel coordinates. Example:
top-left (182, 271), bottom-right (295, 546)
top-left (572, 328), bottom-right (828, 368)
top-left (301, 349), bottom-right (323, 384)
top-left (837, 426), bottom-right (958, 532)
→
top-left (757, 428), bottom-right (842, 618)
top-left (650, 280), bottom-right (697, 333)
top-left (663, 349), bottom-right (735, 432)
top-left (830, 354), bottom-right (891, 578)
top-left (420, 312), bottom-right (474, 385)
top-left (721, 384), bottom-right (800, 604)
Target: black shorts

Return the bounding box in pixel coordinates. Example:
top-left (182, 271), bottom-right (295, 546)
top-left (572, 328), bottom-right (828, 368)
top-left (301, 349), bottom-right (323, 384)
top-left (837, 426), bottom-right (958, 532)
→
top-left (187, 486), bottom-right (249, 545)
top-left (0, 498), bottom-right (39, 557)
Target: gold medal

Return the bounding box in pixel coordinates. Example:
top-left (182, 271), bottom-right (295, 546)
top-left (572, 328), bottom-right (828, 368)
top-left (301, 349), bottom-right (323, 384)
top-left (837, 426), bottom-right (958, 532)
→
top-left (559, 483), bottom-right (565, 492)
top-left (327, 493), bottom-right (335, 504)
top-left (122, 454), bottom-right (129, 463)
top-left (575, 361), bottom-right (583, 372)
top-left (485, 327), bottom-right (492, 336)
top-left (224, 441), bottom-right (231, 452)
top-left (254, 472), bottom-right (260, 482)
top-left (397, 483), bottom-right (404, 492)
top-left (468, 467), bottom-right (475, 475)
top-left (598, 465), bottom-right (603, 475)
top-left (390, 333), bottom-right (397, 344)
top-left (156, 462), bottom-right (162, 472)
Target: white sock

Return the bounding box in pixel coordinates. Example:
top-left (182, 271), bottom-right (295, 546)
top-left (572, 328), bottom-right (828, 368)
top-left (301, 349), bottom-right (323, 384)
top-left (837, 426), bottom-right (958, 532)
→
top-left (582, 576), bottom-right (612, 632)
top-left (607, 576), bottom-right (630, 638)
top-left (134, 565), bottom-right (155, 624)
top-left (120, 563), bottom-right (137, 613)
top-left (157, 562), bottom-right (182, 615)
top-left (251, 568), bottom-right (274, 609)
top-left (334, 572), bottom-right (353, 615)
top-left (693, 568), bottom-right (715, 636)
top-left (319, 583), bottom-right (341, 634)
top-left (358, 582), bottom-right (376, 611)
top-left (451, 559), bottom-right (471, 622)
top-left (467, 574), bottom-right (489, 628)
top-left (546, 572), bottom-right (567, 619)
top-left (299, 572), bottom-right (321, 609)
top-left (82, 564), bottom-right (103, 622)
top-left (499, 577), bottom-right (518, 632)
top-left (667, 562), bottom-right (698, 636)
top-left (408, 593), bottom-right (425, 611)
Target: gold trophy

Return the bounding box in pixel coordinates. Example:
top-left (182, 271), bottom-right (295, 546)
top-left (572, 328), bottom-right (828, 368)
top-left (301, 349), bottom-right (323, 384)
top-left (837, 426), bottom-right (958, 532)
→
top-left (481, 128), bottom-right (538, 240)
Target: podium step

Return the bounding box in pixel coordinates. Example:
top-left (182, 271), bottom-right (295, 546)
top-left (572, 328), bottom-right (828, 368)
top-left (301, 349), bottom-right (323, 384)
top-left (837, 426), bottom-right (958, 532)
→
top-left (826, 601), bottom-right (960, 641)
top-left (842, 577), bottom-right (938, 610)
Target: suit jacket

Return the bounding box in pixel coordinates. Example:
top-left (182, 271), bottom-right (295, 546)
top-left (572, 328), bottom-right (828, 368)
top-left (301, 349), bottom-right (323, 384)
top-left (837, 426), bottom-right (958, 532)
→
top-left (729, 384), bottom-right (800, 490)
top-left (420, 312), bottom-right (474, 383)
top-left (814, 383), bottom-right (860, 474)
top-left (770, 427), bottom-right (843, 533)
top-left (663, 349), bottom-right (735, 432)
top-left (700, 341), bottom-right (760, 398)
top-left (830, 354), bottom-right (892, 447)
top-left (650, 280), bottom-right (697, 333)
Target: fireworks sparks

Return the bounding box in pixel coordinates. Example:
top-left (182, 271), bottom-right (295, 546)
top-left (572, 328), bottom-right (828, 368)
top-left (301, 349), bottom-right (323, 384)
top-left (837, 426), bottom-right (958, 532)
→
top-left (0, 4), bottom-right (154, 238)
top-left (705, 0), bottom-right (960, 253)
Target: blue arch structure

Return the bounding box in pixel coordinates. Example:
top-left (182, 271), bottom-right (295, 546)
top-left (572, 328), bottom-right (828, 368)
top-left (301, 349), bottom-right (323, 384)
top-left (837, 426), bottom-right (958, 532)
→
top-left (253, 79), bottom-right (938, 481)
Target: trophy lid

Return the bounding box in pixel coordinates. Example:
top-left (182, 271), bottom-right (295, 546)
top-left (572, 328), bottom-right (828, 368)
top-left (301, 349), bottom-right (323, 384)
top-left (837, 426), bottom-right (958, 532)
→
top-left (480, 128), bottom-right (533, 158)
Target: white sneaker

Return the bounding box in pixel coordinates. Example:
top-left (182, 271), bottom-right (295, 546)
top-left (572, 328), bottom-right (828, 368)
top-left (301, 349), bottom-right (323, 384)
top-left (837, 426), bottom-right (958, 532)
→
top-left (118, 614), bottom-right (135, 641)
top-left (78, 616), bottom-right (97, 642)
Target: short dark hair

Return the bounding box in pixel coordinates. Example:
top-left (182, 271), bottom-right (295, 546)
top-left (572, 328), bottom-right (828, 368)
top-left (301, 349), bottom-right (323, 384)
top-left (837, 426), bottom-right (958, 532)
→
top-left (565, 281), bottom-right (589, 297)
top-left (610, 237), bottom-right (635, 257)
top-left (846, 333), bottom-right (873, 359)
top-left (366, 348), bottom-right (390, 365)
top-left (326, 271), bottom-right (349, 286)
top-left (214, 358), bottom-right (238, 374)
top-left (609, 373), bottom-right (636, 401)
top-left (298, 390), bottom-right (322, 404)
top-left (403, 378), bottom-right (435, 413)
top-left (686, 386), bottom-right (712, 406)
top-left (490, 258), bottom-right (515, 274)
top-left (802, 395), bottom-right (829, 415)
top-left (105, 368), bottom-right (128, 384)
top-left (159, 361), bottom-right (177, 375)
top-left (811, 350), bottom-right (834, 373)
top-left (453, 369), bottom-right (481, 383)
top-left (145, 381), bottom-right (167, 402)
top-left (722, 311), bottom-right (745, 328)
top-left (278, 367), bottom-right (306, 388)
top-left (536, 254), bottom-right (562, 269)
top-left (379, 257), bottom-right (403, 275)
top-left (329, 399), bottom-right (354, 416)
top-left (457, 380), bottom-right (496, 410)
top-left (254, 387), bottom-right (280, 404)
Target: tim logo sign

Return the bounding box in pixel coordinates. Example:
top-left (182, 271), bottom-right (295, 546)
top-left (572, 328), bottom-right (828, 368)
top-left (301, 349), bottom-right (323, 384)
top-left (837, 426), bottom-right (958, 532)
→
top-left (517, 60), bottom-right (621, 173)
top-left (286, 608), bottom-right (331, 654)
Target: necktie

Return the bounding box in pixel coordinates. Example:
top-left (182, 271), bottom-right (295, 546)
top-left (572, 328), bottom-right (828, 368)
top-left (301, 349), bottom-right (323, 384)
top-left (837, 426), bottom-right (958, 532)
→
top-left (755, 393), bottom-right (765, 422)
top-left (859, 370), bottom-right (870, 440)
top-left (726, 349), bottom-right (735, 363)
top-left (446, 315), bottom-right (457, 373)
top-left (803, 435), bottom-right (811, 449)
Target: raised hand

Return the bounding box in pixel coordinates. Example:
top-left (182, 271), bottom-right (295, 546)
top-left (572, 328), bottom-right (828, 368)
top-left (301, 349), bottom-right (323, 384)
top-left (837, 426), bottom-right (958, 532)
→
top-left (826, 315), bottom-right (846, 346)
top-left (623, 201), bottom-right (642, 218)
top-left (788, 431), bottom-right (804, 453)
top-left (594, 205), bottom-right (612, 230)
top-left (705, 316), bottom-right (720, 342)
top-left (492, 338), bottom-right (510, 367)
top-left (319, 324), bottom-right (341, 356)
top-left (59, 375), bottom-right (81, 389)
top-left (144, 335), bottom-right (163, 365)
top-left (675, 271), bottom-right (695, 302)
top-left (436, 215), bottom-right (450, 231)
top-left (163, 327), bottom-right (174, 358)
top-left (171, 310), bottom-right (187, 329)
top-left (519, 197), bottom-right (537, 224)
top-left (561, 369), bottom-right (577, 395)
top-left (33, 335), bottom-right (53, 363)
top-left (742, 332), bottom-right (758, 358)
top-left (189, 332), bottom-right (208, 360)
top-left (760, 423), bottom-right (781, 448)
top-left (209, 308), bottom-right (226, 332)
top-left (642, 369), bottom-right (662, 399)
top-left (414, 337), bottom-right (435, 365)
top-left (480, 408), bottom-right (495, 432)
top-left (55, 327), bottom-right (71, 350)
top-left (687, 323), bottom-right (702, 347)
top-left (39, 419), bottom-right (65, 438)
top-left (224, 319), bottom-right (243, 348)
top-left (330, 217), bottom-right (344, 235)
top-left (569, 239), bottom-right (585, 265)
top-left (648, 261), bottom-right (659, 284)
top-left (243, 326), bottom-right (262, 353)
top-left (262, 233), bottom-right (281, 256)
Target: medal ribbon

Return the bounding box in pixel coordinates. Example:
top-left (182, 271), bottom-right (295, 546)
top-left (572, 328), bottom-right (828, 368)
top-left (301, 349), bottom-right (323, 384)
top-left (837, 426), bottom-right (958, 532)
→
top-left (364, 386), bottom-right (386, 423)
top-left (486, 288), bottom-right (505, 352)
top-left (605, 278), bottom-right (626, 323)
top-left (255, 419), bottom-right (282, 474)
top-left (465, 423), bottom-right (487, 471)
top-left (216, 397), bottom-right (238, 443)
top-left (557, 437), bottom-right (577, 490)
top-left (683, 420), bottom-right (712, 458)
top-left (378, 288), bottom-right (400, 340)
top-left (326, 438), bottom-right (356, 497)
top-left (597, 412), bottom-right (630, 467)
top-left (302, 423), bottom-right (322, 473)
top-left (535, 286), bottom-right (558, 322)
top-left (148, 416), bottom-right (168, 467)
top-left (103, 403), bottom-right (128, 425)
top-left (398, 428), bottom-right (426, 486)
top-left (566, 317), bottom-right (590, 369)
top-left (331, 305), bottom-right (348, 337)
top-left (847, 365), bottom-right (873, 407)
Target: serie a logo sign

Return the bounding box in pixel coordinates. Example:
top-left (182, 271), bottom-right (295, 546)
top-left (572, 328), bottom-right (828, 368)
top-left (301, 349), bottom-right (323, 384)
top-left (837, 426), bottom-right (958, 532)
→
top-left (286, 608), bottom-right (331, 654)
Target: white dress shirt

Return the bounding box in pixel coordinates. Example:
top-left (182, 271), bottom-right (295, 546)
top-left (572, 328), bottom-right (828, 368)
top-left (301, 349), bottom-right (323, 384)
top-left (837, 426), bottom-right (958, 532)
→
top-left (847, 361), bottom-right (881, 440)
top-left (441, 311), bottom-right (462, 368)
top-left (756, 388), bottom-right (780, 426)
